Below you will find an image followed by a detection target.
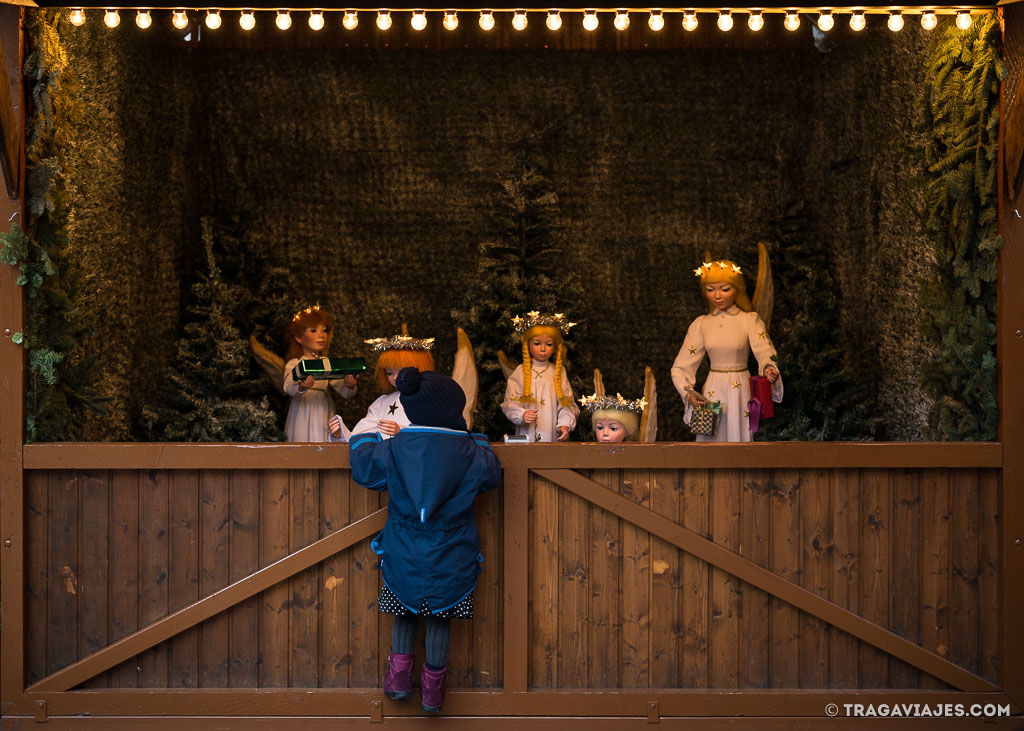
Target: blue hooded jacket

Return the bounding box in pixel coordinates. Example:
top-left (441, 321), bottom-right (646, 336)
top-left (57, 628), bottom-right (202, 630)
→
top-left (349, 426), bottom-right (501, 614)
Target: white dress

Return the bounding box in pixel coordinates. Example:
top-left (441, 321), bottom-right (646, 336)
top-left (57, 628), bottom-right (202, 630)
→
top-left (670, 306), bottom-right (783, 443)
top-left (501, 360), bottom-right (578, 442)
top-left (349, 392), bottom-right (410, 440)
top-left (283, 357), bottom-right (356, 442)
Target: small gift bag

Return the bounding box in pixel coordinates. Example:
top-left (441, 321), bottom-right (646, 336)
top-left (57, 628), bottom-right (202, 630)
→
top-left (749, 375), bottom-right (774, 419)
top-left (688, 401), bottom-right (722, 436)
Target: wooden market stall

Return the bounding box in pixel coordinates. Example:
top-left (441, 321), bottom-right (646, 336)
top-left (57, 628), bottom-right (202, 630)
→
top-left (1, 1), bottom-right (1023, 727)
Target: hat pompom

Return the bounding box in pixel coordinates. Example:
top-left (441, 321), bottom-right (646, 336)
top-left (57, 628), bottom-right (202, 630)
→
top-left (395, 367), bottom-right (422, 395)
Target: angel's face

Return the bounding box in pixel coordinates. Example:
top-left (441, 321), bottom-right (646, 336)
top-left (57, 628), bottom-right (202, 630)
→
top-left (385, 368), bottom-right (400, 387)
top-left (295, 324), bottom-right (329, 356)
top-left (528, 335), bottom-right (556, 363)
top-left (594, 418), bottom-right (628, 443)
top-left (704, 282), bottom-right (737, 311)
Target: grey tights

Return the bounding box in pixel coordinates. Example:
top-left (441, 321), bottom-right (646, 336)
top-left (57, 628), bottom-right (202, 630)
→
top-left (391, 613), bottom-right (451, 670)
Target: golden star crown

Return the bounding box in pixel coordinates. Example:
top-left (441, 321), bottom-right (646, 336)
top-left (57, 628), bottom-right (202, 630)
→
top-left (511, 311), bottom-right (576, 337)
top-left (693, 260), bottom-right (742, 277)
top-left (579, 393), bottom-right (647, 415)
top-left (363, 334), bottom-right (435, 351)
top-left (291, 303), bottom-right (323, 322)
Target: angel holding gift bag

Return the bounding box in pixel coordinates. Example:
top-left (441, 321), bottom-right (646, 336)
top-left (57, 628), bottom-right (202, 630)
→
top-left (671, 243), bottom-right (782, 442)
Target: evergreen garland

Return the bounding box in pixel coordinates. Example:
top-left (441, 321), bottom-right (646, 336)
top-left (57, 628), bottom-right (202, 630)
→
top-left (454, 145), bottom-right (587, 440)
top-left (918, 14), bottom-right (1003, 440)
top-left (141, 219), bottom-right (282, 442)
top-left (0, 10), bottom-right (107, 441)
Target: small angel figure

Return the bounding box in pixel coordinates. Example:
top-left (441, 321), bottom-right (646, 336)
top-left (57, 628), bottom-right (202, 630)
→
top-left (581, 367), bottom-right (657, 443)
top-left (671, 242), bottom-right (782, 442)
top-left (250, 304), bottom-right (358, 442)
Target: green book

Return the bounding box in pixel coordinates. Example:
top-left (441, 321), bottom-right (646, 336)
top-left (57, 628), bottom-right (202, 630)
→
top-left (292, 357), bottom-right (367, 382)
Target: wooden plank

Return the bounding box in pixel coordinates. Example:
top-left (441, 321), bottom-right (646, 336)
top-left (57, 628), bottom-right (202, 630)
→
top-left (888, 469), bottom-right (920, 688)
top-left (22, 441), bottom-right (1005, 471)
top-left (503, 467), bottom-right (528, 693)
top-left (169, 471), bottom-right (199, 688)
top-left (25, 470), bottom-right (48, 686)
top-left (109, 471), bottom-right (139, 689)
top-left (557, 470), bottom-right (589, 687)
top-left (769, 468), bottom-right (799, 689)
top-left (472, 483), bottom-right (501, 687)
top-left (347, 476), bottom-right (380, 688)
top-left (289, 469), bottom-right (320, 687)
top-left (77, 470), bottom-right (109, 689)
top-left (679, 468), bottom-right (709, 688)
top-left (738, 468), bottom-right (770, 689)
top-left (319, 468), bottom-right (350, 688)
top-left (709, 468), bottom-right (739, 689)
top-left (229, 469), bottom-right (259, 688)
top-left (200, 470), bottom-right (231, 688)
top-left (0, 28), bottom-right (21, 196)
top-left (588, 469), bottom-right (620, 689)
top-left (138, 470), bottom-right (170, 688)
top-left (799, 468), bottom-right (828, 689)
top-left (858, 469), bottom-right (889, 688)
top-left (950, 470), bottom-right (980, 676)
top-left (620, 467), bottom-right (650, 688)
top-left (650, 469), bottom-right (680, 689)
top-left (978, 469), bottom-right (998, 684)
top-left (828, 468), bottom-right (859, 688)
top-left (530, 472), bottom-right (558, 688)
top-left (46, 471), bottom-right (78, 676)
top-left (259, 469), bottom-right (289, 688)
top-left (920, 468), bottom-right (950, 689)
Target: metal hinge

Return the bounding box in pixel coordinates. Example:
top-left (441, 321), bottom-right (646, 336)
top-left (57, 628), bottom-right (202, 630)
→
top-left (647, 700), bottom-right (660, 724)
top-left (34, 700), bottom-right (47, 723)
top-left (370, 699), bottom-right (382, 724)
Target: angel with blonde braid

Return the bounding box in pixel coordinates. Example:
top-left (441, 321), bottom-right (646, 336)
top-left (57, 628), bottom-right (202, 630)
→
top-left (501, 312), bottom-right (578, 442)
top-left (671, 242), bottom-right (782, 442)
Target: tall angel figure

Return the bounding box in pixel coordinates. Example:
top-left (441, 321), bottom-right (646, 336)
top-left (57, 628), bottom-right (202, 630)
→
top-left (671, 242), bottom-right (782, 442)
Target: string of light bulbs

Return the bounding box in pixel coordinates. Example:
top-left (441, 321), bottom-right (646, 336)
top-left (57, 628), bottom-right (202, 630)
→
top-left (70, 7), bottom-right (981, 33)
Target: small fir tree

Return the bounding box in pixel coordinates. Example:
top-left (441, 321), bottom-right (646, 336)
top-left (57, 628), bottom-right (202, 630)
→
top-left (917, 14), bottom-right (1002, 440)
top-left (142, 219), bottom-right (282, 441)
top-left (454, 146), bottom-right (586, 439)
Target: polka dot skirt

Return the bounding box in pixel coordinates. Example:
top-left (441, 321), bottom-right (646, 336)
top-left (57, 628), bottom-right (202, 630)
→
top-left (378, 584), bottom-right (474, 619)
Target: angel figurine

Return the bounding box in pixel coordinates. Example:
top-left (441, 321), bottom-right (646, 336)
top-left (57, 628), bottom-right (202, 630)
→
top-left (581, 366), bottom-right (658, 443)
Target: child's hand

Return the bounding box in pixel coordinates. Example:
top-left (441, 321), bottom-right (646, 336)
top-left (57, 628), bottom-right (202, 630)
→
top-left (329, 416), bottom-right (342, 439)
top-left (379, 419), bottom-right (401, 436)
top-left (687, 390), bottom-right (707, 406)
top-left (343, 374), bottom-right (358, 390)
top-left (298, 375), bottom-right (315, 393)
top-left (523, 409), bottom-right (538, 424)
top-left (765, 366), bottom-right (780, 384)
top-left (556, 425), bottom-right (570, 441)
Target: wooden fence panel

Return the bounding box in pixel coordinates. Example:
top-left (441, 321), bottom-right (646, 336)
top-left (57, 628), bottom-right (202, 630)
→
top-left (229, 470), bottom-right (260, 688)
top-left (78, 469), bottom-right (108, 689)
top-left (768, 468), bottom-right (799, 688)
top-left (169, 470), bottom-right (199, 688)
top-left (739, 468), bottom-right (770, 689)
top-left (319, 468), bottom-right (351, 687)
top-left (139, 470), bottom-right (170, 688)
top-left (529, 473), bottom-right (558, 688)
top-left (650, 469), bottom-right (680, 689)
top-left (472, 487), bottom-right (502, 687)
top-left (680, 467), bottom-right (710, 688)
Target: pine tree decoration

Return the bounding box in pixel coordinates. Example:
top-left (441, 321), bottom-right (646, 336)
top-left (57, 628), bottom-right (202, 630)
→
top-left (142, 219), bottom-right (282, 441)
top-left (454, 146), bottom-right (585, 439)
top-left (918, 14), bottom-right (1003, 440)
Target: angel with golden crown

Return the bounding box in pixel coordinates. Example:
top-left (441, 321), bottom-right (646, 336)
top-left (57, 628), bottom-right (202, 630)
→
top-left (671, 243), bottom-right (782, 442)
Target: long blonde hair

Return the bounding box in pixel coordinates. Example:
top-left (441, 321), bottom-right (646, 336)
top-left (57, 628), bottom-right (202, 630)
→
top-left (699, 260), bottom-right (754, 313)
top-left (518, 324), bottom-right (572, 407)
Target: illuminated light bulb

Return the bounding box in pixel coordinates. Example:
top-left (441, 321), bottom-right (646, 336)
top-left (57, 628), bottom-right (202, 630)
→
top-left (275, 10), bottom-right (291, 30)
top-left (717, 10), bottom-right (733, 31)
top-left (443, 10), bottom-right (458, 30)
top-left (583, 10), bottom-right (599, 31)
top-left (376, 10), bottom-right (392, 30)
top-left (784, 11), bottom-right (800, 31)
top-left (411, 10), bottom-right (427, 30)
top-left (614, 10), bottom-right (629, 30)
top-left (546, 10), bottom-right (561, 30)
top-left (512, 10), bottom-right (528, 30)
top-left (817, 11), bottom-right (834, 31)
top-left (887, 11), bottom-right (903, 31)
top-left (103, 9), bottom-right (120, 27)
top-left (239, 9), bottom-right (256, 30)
top-left (747, 11), bottom-right (763, 31)
top-left (682, 10), bottom-right (698, 31)
top-left (921, 10), bottom-right (937, 30)
top-left (648, 10), bottom-right (664, 31)
top-left (69, 8), bottom-right (86, 26)
top-left (172, 9), bottom-right (189, 29)
top-left (205, 10), bottom-right (222, 29)
top-left (308, 10), bottom-right (325, 30)
top-left (479, 10), bottom-right (495, 30)
top-left (956, 10), bottom-right (972, 29)
top-left (136, 9), bottom-right (152, 29)
top-left (343, 10), bottom-right (358, 29)
top-left (849, 11), bottom-right (865, 31)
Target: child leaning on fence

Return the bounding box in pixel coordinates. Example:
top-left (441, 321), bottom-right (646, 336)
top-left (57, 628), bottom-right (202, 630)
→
top-left (349, 367), bottom-right (501, 713)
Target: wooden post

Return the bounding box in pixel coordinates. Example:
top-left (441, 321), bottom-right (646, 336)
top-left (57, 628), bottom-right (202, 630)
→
top-left (502, 467), bottom-right (528, 693)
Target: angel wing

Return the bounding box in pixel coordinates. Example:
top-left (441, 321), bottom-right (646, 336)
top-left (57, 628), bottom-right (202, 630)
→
top-left (250, 335), bottom-right (287, 396)
top-left (638, 366), bottom-right (657, 443)
top-left (751, 241), bottom-right (774, 331)
top-left (452, 328), bottom-right (478, 431)
top-left (593, 368), bottom-right (606, 398)
top-left (497, 350), bottom-right (517, 379)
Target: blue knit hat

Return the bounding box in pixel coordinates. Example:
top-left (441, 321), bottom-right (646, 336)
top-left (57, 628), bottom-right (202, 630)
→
top-left (396, 367), bottom-right (467, 431)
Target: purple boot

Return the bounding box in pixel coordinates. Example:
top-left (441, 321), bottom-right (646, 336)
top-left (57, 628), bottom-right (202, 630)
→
top-left (419, 664), bottom-right (447, 713)
top-left (383, 652), bottom-right (415, 700)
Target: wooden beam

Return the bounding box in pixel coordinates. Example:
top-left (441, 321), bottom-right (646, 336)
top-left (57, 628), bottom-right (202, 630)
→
top-left (22, 441), bottom-right (1003, 471)
top-left (0, 22), bottom-right (18, 197)
top-left (503, 467), bottom-right (529, 693)
top-left (535, 468), bottom-right (1001, 693)
top-left (26, 508), bottom-right (388, 693)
